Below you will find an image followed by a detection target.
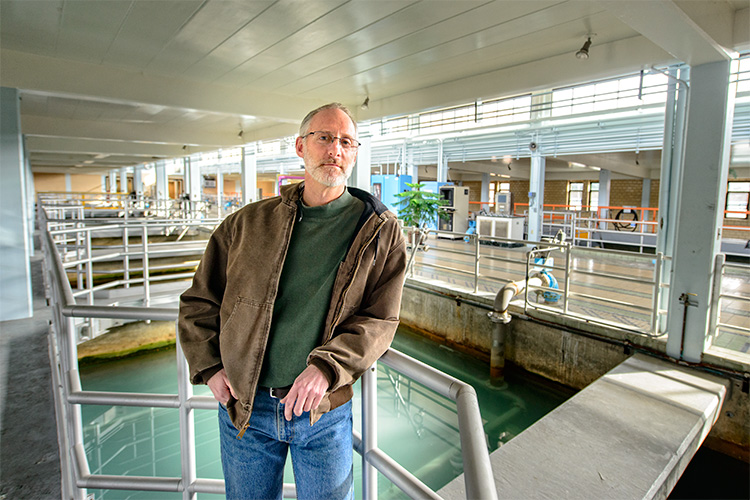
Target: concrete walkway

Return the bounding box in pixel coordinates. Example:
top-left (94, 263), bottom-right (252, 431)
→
top-left (0, 248), bottom-right (61, 499)
top-left (439, 353), bottom-right (729, 500)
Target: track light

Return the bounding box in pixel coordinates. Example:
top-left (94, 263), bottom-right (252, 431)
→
top-left (576, 37), bottom-right (592, 60)
top-left (360, 97), bottom-right (369, 110)
top-left (238, 129), bottom-right (244, 139)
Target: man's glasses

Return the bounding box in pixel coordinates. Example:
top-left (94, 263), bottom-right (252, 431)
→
top-left (304, 131), bottom-right (361, 150)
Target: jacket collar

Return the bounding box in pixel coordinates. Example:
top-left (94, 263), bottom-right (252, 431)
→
top-left (279, 182), bottom-right (389, 218)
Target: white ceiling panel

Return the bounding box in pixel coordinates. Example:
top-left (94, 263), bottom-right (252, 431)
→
top-left (221, 0), bottom-right (420, 87)
top-left (55, 0), bottom-right (133, 62)
top-left (145, 1), bottom-right (275, 75)
top-left (104, 0), bottom-right (205, 68)
top-left (0, 0), bottom-right (745, 173)
top-left (181, 0), bottom-right (349, 82)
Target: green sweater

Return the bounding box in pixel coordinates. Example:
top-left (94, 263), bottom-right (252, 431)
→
top-left (258, 190), bottom-right (364, 388)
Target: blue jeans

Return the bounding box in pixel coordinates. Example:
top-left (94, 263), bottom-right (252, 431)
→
top-left (219, 390), bottom-right (353, 500)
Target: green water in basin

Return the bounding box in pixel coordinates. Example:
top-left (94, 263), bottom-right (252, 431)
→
top-left (79, 326), bottom-right (572, 499)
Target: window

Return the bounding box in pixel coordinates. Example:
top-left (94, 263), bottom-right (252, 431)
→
top-left (568, 182), bottom-right (584, 210)
top-left (726, 181), bottom-right (750, 219)
top-left (589, 182), bottom-right (599, 212)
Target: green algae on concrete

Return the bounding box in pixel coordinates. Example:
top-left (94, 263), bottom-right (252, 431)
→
top-left (77, 320), bottom-right (176, 364)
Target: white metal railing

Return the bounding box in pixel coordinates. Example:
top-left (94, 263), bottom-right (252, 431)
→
top-left (406, 226), bottom-right (668, 337)
top-left (39, 204), bottom-right (497, 500)
top-left (709, 253), bottom-right (750, 347)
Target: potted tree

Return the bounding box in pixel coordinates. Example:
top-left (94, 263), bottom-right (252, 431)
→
top-left (395, 182), bottom-right (449, 247)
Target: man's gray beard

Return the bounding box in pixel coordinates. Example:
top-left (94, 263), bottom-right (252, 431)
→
top-left (309, 164), bottom-right (350, 187)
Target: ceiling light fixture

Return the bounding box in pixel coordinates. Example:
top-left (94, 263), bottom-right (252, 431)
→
top-left (361, 97), bottom-right (369, 110)
top-left (576, 36), bottom-right (593, 60)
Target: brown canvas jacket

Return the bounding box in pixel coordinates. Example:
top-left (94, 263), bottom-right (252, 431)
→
top-left (178, 182), bottom-right (407, 434)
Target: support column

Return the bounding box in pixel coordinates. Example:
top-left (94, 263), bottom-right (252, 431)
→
top-left (527, 148), bottom-right (545, 242)
top-left (666, 60), bottom-right (734, 362)
top-left (120, 168), bottom-right (128, 194)
top-left (657, 67), bottom-right (689, 333)
top-left (241, 146), bottom-right (257, 206)
top-left (108, 170), bottom-right (118, 194)
top-left (186, 158), bottom-right (201, 202)
top-left (216, 166), bottom-right (224, 216)
top-left (436, 140), bottom-right (447, 183)
top-left (133, 167), bottom-right (143, 197)
top-left (0, 87), bottom-right (32, 320)
top-left (481, 173), bottom-right (490, 211)
top-left (350, 137), bottom-right (371, 192)
top-left (65, 173), bottom-right (72, 193)
top-left (155, 161), bottom-right (167, 199)
top-left (598, 169), bottom-right (611, 230)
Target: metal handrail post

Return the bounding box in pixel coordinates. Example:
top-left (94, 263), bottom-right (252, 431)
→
top-left (361, 363), bottom-right (378, 500)
top-left (142, 224), bottom-right (151, 307)
top-left (563, 243), bottom-right (572, 315)
top-left (473, 234), bottom-right (480, 293)
top-left (124, 209), bottom-right (130, 288)
top-left (176, 334), bottom-right (199, 500)
top-left (85, 228), bottom-right (93, 305)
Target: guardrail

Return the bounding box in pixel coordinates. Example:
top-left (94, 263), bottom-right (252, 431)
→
top-left (710, 253), bottom-right (750, 347)
top-left (39, 204), bottom-right (497, 500)
top-left (405, 226), bottom-right (667, 337)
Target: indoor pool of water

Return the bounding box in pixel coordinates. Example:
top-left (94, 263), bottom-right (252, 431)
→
top-left (79, 326), bottom-right (572, 499)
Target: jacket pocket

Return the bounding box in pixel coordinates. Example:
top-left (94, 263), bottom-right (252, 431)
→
top-left (219, 297), bottom-right (273, 402)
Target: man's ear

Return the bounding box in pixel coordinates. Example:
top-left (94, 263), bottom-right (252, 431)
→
top-left (295, 136), bottom-right (305, 159)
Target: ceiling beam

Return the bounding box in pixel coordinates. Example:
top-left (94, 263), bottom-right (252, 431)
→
top-left (599, 0), bottom-right (734, 66)
top-left (361, 35), bottom-right (673, 121)
top-left (1, 49), bottom-right (322, 125)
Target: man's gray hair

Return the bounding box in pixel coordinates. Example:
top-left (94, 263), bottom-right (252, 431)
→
top-left (299, 102), bottom-right (357, 137)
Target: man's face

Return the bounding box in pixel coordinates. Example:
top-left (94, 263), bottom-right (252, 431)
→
top-left (296, 108), bottom-right (358, 188)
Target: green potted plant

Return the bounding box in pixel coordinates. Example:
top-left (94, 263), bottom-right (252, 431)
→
top-left (395, 182), bottom-right (450, 245)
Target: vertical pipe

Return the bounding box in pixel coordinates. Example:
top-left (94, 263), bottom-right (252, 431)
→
top-left (176, 334), bottom-right (198, 500)
top-left (651, 252), bottom-right (663, 335)
top-left (490, 323), bottom-right (505, 381)
top-left (707, 253), bottom-right (725, 348)
top-left (142, 225), bottom-right (150, 307)
top-left (361, 363), bottom-right (378, 500)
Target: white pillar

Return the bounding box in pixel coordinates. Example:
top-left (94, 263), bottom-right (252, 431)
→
top-left (156, 161), bottom-right (167, 200)
top-left (436, 140), bottom-right (447, 183)
top-left (481, 173), bottom-right (490, 211)
top-left (350, 137), bottom-right (371, 192)
top-left (241, 146), bottom-right (257, 206)
top-left (0, 87), bottom-right (32, 320)
top-left (666, 60), bottom-right (734, 362)
top-left (120, 168), bottom-right (128, 193)
top-left (108, 170), bottom-right (118, 194)
top-left (133, 167), bottom-right (143, 197)
top-left (597, 169), bottom-right (611, 230)
top-left (65, 173), bottom-right (72, 192)
top-left (527, 149), bottom-right (545, 242)
top-left (657, 67), bottom-right (689, 333)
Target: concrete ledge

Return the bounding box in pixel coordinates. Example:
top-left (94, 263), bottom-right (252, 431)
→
top-left (439, 353), bottom-right (729, 499)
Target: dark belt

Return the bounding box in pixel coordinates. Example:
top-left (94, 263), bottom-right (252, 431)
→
top-left (259, 385), bottom-right (291, 399)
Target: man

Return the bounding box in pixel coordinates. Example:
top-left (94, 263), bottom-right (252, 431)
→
top-left (178, 102), bottom-right (407, 499)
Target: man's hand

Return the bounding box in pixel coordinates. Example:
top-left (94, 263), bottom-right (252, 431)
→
top-left (207, 368), bottom-right (236, 405)
top-left (281, 364), bottom-right (330, 421)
